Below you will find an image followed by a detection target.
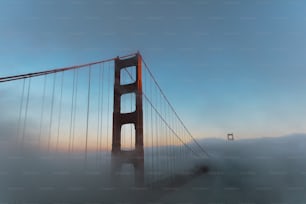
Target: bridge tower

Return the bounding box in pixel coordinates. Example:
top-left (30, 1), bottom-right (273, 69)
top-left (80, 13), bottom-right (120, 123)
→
top-left (112, 53), bottom-right (144, 186)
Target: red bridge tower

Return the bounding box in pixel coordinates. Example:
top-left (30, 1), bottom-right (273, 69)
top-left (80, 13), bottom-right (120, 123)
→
top-left (112, 53), bottom-right (144, 186)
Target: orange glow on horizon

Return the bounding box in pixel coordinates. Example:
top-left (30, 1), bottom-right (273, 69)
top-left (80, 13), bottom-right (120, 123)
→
top-left (38, 134), bottom-right (188, 153)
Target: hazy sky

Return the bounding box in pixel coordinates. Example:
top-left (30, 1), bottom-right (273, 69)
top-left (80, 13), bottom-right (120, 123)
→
top-left (1, 0), bottom-right (306, 139)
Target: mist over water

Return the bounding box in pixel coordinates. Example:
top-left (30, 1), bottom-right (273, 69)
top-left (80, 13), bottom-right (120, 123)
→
top-left (1, 134), bottom-right (305, 203)
top-left (162, 134), bottom-right (306, 203)
top-left (0, 136), bottom-right (199, 203)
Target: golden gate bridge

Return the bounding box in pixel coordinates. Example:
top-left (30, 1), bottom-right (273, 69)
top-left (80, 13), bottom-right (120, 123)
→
top-left (0, 52), bottom-right (210, 203)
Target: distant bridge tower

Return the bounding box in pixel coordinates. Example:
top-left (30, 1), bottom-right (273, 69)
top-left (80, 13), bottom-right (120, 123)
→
top-left (112, 53), bottom-right (144, 186)
top-left (227, 133), bottom-right (234, 141)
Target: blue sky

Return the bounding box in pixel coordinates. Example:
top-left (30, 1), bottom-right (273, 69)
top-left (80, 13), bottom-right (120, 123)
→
top-left (1, 0), bottom-right (306, 139)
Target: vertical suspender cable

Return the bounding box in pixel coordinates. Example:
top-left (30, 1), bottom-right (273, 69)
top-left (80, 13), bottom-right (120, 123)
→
top-left (85, 66), bottom-right (92, 161)
top-left (69, 70), bottom-right (76, 152)
top-left (150, 76), bottom-right (154, 182)
top-left (155, 85), bottom-right (159, 179)
top-left (96, 64), bottom-right (102, 162)
top-left (106, 63), bottom-right (111, 153)
top-left (38, 75), bottom-right (47, 149)
top-left (48, 73), bottom-right (56, 152)
top-left (141, 57), bottom-right (210, 157)
top-left (72, 70), bottom-right (79, 152)
top-left (17, 79), bottom-right (25, 145)
top-left (99, 64), bottom-right (104, 155)
top-left (22, 78), bottom-right (31, 148)
top-left (56, 72), bottom-right (64, 152)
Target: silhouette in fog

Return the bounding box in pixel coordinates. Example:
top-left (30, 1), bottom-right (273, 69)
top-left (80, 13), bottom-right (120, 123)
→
top-left (227, 133), bottom-right (234, 141)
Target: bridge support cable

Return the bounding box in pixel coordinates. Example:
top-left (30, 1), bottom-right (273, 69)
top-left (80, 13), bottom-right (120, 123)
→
top-left (85, 66), bottom-right (92, 161)
top-left (68, 70), bottom-right (76, 153)
top-left (149, 72), bottom-right (155, 183)
top-left (140, 56), bottom-right (211, 158)
top-left (56, 72), bottom-right (64, 152)
top-left (98, 64), bottom-right (105, 162)
top-left (21, 78), bottom-right (31, 149)
top-left (106, 63), bottom-right (111, 153)
top-left (0, 52), bottom-right (208, 189)
top-left (38, 75), bottom-right (47, 149)
top-left (47, 73), bottom-right (56, 152)
top-left (71, 70), bottom-right (79, 153)
top-left (0, 59), bottom-right (110, 167)
top-left (141, 78), bottom-right (201, 156)
top-left (123, 57), bottom-right (203, 184)
top-left (17, 79), bottom-right (25, 145)
top-left (0, 53), bottom-right (138, 83)
top-left (96, 64), bottom-right (103, 163)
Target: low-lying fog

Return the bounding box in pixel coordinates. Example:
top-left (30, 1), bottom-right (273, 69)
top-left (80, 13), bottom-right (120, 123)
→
top-left (1, 134), bottom-right (305, 203)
